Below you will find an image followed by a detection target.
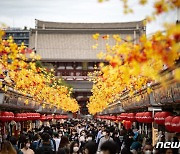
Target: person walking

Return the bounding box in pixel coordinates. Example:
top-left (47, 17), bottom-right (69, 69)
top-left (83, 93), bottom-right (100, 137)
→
top-left (21, 139), bottom-right (34, 154)
top-left (97, 129), bottom-right (113, 153)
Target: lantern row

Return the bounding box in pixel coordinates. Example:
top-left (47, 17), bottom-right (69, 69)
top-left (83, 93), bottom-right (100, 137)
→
top-left (0, 112), bottom-right (68, 122)
top-left (96, 112), bottom-right (180, 132)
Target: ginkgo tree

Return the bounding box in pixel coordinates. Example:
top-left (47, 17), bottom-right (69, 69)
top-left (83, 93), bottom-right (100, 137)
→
top-left (87, 0), bottom-right (180, 115)
top-left (0, 31), bottom-right (79, 113)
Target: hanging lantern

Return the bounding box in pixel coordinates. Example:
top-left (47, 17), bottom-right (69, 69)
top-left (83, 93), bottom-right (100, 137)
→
top-left (143, 112), bottom-right (153, 123)
top-left (47, 115), bottom-right (53, 120)
top-left (26, 113), bottom-right (32, 121)
top-left (123, 120), bottom-right (132, 130)
top-left (127, 113), bottom-right (136, 122)
top-left (35, 113), bottom-right (40, 120)
top-left (136, 112), bottom-right (144, 123)
top-left (120, 113), bottom-right (128, 120)
top-left (111, 116), bottom-right (117, 121)
top-left (165, 116), bottom-right (174, 132)
top-left (171, 116), bottom-right (180, 132)
top-left (0, 112), bottom-right (14, 122)
top-left (154, 112), bottom-right (171, 125)
top-left (14, 113), bottom-right (23, 122)
top-left (54, 115), bottom-right (59, 120)
top-left (22, 113), bottom-right (27, 121)
top-left (40, 115), bottom-right (47, 121)
top-left (117, 115), bottom-right (123, 121)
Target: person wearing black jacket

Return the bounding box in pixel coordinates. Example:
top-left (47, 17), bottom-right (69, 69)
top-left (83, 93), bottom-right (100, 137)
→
top-left (36, 133), bottom-right (55, 154)
top-left (113, 131), bottom-right (121, 153)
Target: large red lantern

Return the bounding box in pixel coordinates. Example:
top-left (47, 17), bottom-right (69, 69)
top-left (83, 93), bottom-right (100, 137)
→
top-left (127, 113), bottom-right (136, 122)
top-left (143, 112), bottom-right (153, 123)
top-left (120, 113), bottom-right (128, 120)
top-left (40, 115), bottom-right (47, 121)
top-left (154, 112), bottom-right (161, 124)
top-left (154, 112), bottom-right (171, 125)
top-left (0, 112), bottom-right (14, 122)
top-left (117, 115), bottom-right (123, 121)
top-left (136, 112), bottom-right (144, 123)
top-left (171, 116), bottom-right (180, 132)
top-left (165, 116), bottom-right (174, 132)
top-left (123, 120), bottom-right (132, 130)
top-left (111, 116), bottom-right (117, 121)
top-left (62, 115), bottom-right (68, 119)
top-left (47, 115), bottom-right (53, 120)
top-left (26, 113), bottom-right (32, 121)
top-left (14, 113), bottom-right (23, 122)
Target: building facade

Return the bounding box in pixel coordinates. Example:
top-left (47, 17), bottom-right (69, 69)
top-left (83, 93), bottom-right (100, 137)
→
top-left (29, 19), bottom-right (146, 114)
top-left (3, 28), bottom-right (30, 47)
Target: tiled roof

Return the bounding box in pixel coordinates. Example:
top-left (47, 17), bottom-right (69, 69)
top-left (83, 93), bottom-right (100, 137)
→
top-left (36, 19), bottom-right (145, 29)
top-left (29, 20), bottom-right (145, 61)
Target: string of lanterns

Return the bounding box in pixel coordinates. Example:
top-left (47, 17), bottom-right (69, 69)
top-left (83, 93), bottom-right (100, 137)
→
top-left (96, 112), bottom-right (180, 132)
top-left (0, 111), bottom-right (68, 122)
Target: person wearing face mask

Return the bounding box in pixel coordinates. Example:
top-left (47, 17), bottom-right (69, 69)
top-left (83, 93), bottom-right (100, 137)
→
top-left (79, 130), bottom-right (87, 153)
top-left (97, 129), bottom-right (113, 153)
top-left (70, 141), bottom-right (79, 154)
top-left (21, 139), bottom-right (34, 154)
top-left (86, 134), bottom-right (94, 142)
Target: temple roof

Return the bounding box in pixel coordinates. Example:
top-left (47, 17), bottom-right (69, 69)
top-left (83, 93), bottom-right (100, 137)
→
top-left (35, 19), bottom-right (145, 30)
top-left (29, 20), bottom-right (145, 61)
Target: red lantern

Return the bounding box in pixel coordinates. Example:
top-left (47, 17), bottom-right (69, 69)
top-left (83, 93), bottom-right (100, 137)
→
top-left (40, 115), bottom-right (47, 121)
top-left (111, 116), bottom-right (117, 121)
top-left (171, 116), bottom-right (180, 132)
top-left (26, 113), bottom-right (32, 121)
top-left (154, 112), bottom-right (171, 125)
top-left (14, 113), bottom-right (23, 122)
top-left (35, 113), bottom-right (40, 120)
top-left (54, 115), bottom-right (59, 120)
top-left (120, 113), bottom-right (128, 120)
top-left (22, 113), bottom-right (27, 121)
top-left (143, 112), bottom-right (153, 123)
top-left (165, 116), bottom-right (174, 132)
top-left (123, 120), bottom-right (132, 130)
top-left (136, 112), bottom-right (144, 123)
top-left (154, 112), bottom-right (161, 124)
top-left (47, 115), bottom-right (53, 120)
top-left (117, 115), bottom-right (122, 121)
top-left (127, 113), bottom-right (136, 122)
top-left (0, 112), bottom-right (14, 122)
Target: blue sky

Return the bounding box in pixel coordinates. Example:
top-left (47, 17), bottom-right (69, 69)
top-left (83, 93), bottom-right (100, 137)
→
top-left (0, 0), bottom-right (178, 34)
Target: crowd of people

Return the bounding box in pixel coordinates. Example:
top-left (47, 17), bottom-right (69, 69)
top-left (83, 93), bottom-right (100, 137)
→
top-left (0, 119), bottom-right (179, 154)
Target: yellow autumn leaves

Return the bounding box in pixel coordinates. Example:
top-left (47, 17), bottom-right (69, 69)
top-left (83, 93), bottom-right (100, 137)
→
top-left (0, 31), bottom-right (79, 113)
top-left (88, 24), bottom-right (180, 115)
